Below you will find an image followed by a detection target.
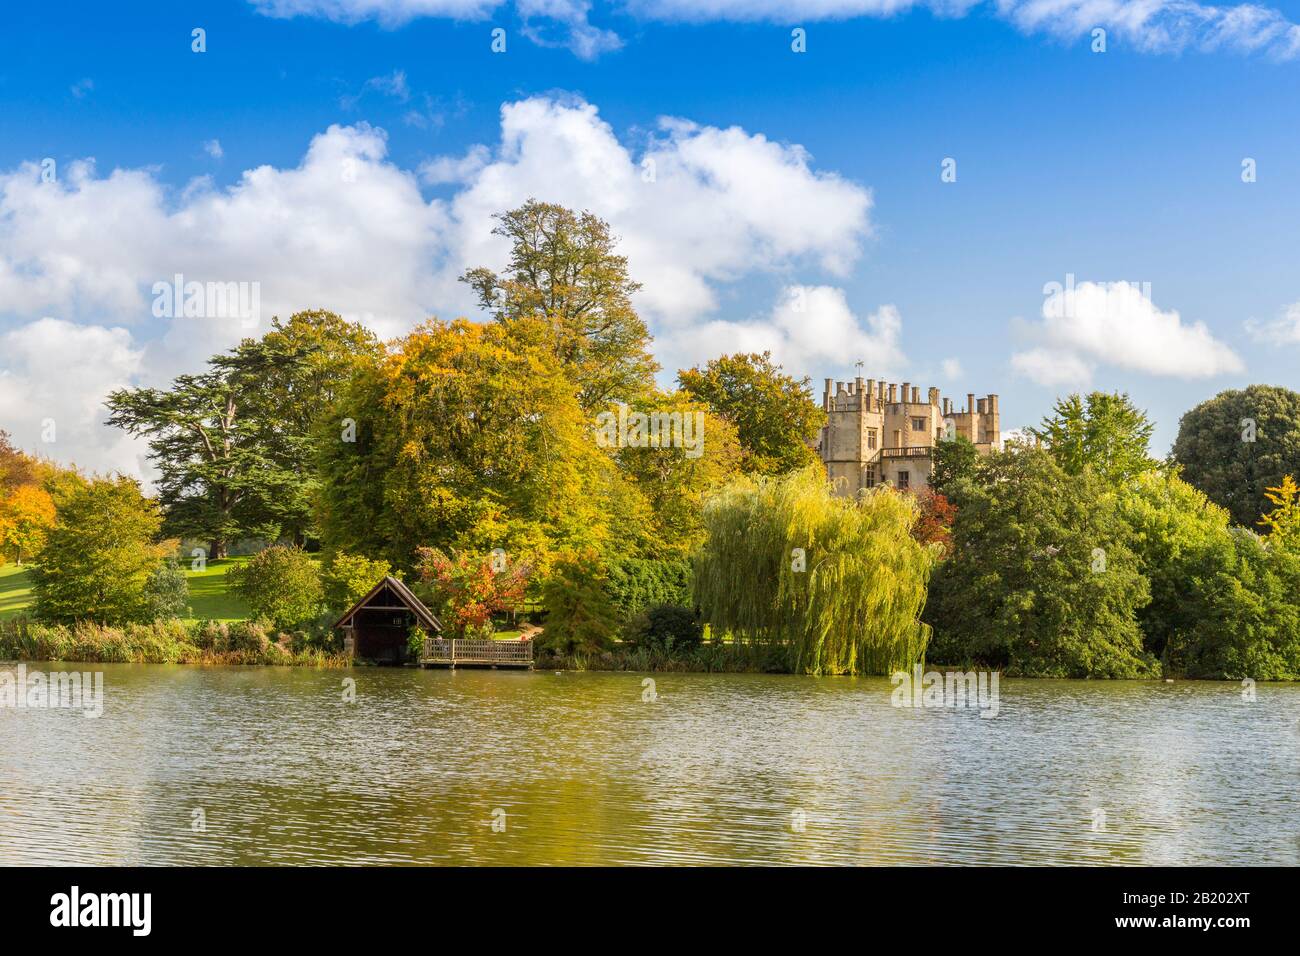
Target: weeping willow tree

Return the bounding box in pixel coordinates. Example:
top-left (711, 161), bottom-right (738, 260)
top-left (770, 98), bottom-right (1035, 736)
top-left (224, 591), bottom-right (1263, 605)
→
top-left (693, 465), bottom-right (938, 675)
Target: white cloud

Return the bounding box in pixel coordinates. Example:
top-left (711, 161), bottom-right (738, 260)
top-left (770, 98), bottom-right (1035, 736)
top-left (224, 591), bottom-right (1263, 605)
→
top-left (1010, 281), bottom-right (1244, 386)
top-left (0, 96), bottom-right (872, 473)
top-left (0, 319), bottom-right (148, 476)
top-left (204, 139), bottom-right (224, 160)
top-left (248, 0), bottom-right (1300, 59)
top-left (430, 97), bottom-right (872, 330)
top-left (70, 78), bottom-right (94, 99)
top-left (1245, 300), bottom-right (1300, 345)
top-left (671, 286), bottom-right (906, 381)
top-left (940, 357), bottom-right (963, 379)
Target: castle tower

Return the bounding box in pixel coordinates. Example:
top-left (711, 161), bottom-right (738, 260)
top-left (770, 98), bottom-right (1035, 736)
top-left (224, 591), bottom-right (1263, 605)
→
top-left (819, 374), bottom-right (1003, 497)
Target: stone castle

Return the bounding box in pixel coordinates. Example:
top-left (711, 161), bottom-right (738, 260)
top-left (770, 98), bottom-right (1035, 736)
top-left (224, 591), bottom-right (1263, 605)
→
top-left (818, 376), bottom-right (1001, 496)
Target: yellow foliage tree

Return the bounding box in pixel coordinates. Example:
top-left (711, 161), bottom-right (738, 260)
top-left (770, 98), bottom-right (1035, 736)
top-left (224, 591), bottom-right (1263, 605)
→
top-left (0, 483), bottom-right (56, 565)
top-left (1258, 474), bottom-right (1300, 551)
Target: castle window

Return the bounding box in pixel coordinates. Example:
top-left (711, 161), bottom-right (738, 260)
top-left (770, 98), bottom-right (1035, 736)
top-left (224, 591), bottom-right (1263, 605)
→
top-left (865, 466), bottom-right (876, 486)
top-left (866, 429), bottom-right (877, 450)
top-left (911, 417), bottom-right (926, 431)
top-left (897, 471), bottom-right (910, 489)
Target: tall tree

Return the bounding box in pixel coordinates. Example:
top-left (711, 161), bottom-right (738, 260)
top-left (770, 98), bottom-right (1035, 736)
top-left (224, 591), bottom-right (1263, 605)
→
top-left (0, 483), bottom-right (56, 564)
top-left (677, 351), bottom-right (826, 475)
top-left (1172, 385), bottom-right (1300, 527)
top-left (217, 311), bottom-right (382, 546)
top-left (107, 310), bottom-right (378, 556)
top-left (106, 368), bottom-right (268, 559)
top-left (461, 199), bottom-right (659, 411)
top-left (1032, 391), bottom-right (1155, 484)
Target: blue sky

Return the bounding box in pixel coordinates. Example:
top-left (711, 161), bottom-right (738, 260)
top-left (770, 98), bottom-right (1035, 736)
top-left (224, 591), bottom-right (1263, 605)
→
top-left (2, 0), bottom-right (1299, 473)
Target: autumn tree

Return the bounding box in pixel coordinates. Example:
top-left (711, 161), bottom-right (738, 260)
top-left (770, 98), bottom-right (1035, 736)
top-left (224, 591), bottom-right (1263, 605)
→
top-left (461, 200), bottom-right (658, 411)
top-left (317, 317), bottom-right (628, 574)
top-left (1258, 475), bottom-right (1300, 551)
top-left (0, 483), bottom-right (56, 564)
top-left (415, 547), bottom-right (530, 637)
top-left (677, 351), bottom-right (825, 475)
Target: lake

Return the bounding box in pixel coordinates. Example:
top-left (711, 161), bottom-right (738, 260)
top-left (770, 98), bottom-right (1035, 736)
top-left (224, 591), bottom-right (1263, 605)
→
top-left (1, 663), bottom-right (1297, 865)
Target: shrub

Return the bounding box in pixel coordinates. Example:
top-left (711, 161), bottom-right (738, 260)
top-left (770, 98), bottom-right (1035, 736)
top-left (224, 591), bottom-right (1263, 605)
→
top-left (626, 604), bottom-right (703, 653)
top-left (144, 557), bottom-right (190, 620)
top-left (415, 547), bottom-right (529, 637)
top-left (227, 546), bottom-right (322, 630)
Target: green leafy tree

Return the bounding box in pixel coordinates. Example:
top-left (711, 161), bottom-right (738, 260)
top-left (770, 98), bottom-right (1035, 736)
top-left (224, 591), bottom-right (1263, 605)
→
top-left (321, 552), bottom-right (393, 612)
top-left (925, 446), bottom-right (1154, 677)
top-left (227, 546), bottom-right (322, 629)
top-left (538, 550), bottom-right (621, 655)
top-left (1032, 391), bottom-right (1155, 484)
top-left (929, 433), bottom-right (980, 496)
top-left (677, 352), bottom-right (825, 475)
top-left (219, 311), bottom-right (382, 546)
top-left (1161, 529), bottom-right (1300, 680)
top-left (694, 465), bottom-right (937, 675)
top-left (461, 199), bottom-right (659, 411)
top-left (108, 312), bottom-right (379, 557)
top-left (1171, 385), bottom-right (1300, 527)
top-left (32, 477), bottom-right (172, 624)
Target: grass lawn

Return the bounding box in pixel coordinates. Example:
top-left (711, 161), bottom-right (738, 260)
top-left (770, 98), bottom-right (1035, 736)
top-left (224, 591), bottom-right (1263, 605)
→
top-left (184, 557), bottom-right (251, 622)
top-left (0, 556), bottom-right (253, 623)
top-left (0, 564), bottom-right (34, 621)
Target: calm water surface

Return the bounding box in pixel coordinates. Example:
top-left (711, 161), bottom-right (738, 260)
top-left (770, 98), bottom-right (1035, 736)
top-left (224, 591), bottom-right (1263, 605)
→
top-left (1, 664), bottom-right (1297, 865)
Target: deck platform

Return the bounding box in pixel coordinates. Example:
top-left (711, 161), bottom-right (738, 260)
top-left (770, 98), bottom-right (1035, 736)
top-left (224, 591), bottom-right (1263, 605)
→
top-left (420, 637), bottom-right (534, 669)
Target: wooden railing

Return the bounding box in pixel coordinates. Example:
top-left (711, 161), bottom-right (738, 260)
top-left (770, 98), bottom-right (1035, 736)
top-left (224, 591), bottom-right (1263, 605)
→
top-left (422, 637), bottom-right (533, 664)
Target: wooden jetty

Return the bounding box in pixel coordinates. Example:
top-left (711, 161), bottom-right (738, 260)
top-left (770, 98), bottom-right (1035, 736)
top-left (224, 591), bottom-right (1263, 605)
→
top-left (420, 637), bottom-right (534, 669)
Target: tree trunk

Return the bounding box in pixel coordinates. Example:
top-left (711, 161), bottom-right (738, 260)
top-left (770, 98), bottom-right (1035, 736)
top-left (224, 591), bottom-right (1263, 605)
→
top-left (209, 539), bottom-right (228, 561)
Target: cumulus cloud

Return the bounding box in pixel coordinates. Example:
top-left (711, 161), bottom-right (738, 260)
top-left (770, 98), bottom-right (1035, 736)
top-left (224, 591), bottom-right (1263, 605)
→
top-left (203, 139), bottom-right (224, 160)
top-left (0, 95), bottom-right (872, 472)
top-left (671, 286), bottom-right (907, 382)
top-left (248, 0), bottom-right (1300, 60)
top-left (940, 357), bottom-right (963, 379)
top-left (1245, 300), bottom-right (1300, 345)
top-left (0, 319), bottom-right (148, 475)
top-left (1010, 281), bottom-right (1244, 386)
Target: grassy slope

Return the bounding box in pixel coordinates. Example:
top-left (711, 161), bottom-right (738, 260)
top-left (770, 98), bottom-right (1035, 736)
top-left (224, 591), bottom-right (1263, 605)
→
top-left (0, 564), bottom-right (33, 621)
top-left (0, 557), bottom-right (252, 623)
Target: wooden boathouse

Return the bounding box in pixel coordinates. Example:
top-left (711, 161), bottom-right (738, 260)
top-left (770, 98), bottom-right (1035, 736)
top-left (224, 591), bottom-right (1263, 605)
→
top-left (334, 576), bottom-right (533, 668)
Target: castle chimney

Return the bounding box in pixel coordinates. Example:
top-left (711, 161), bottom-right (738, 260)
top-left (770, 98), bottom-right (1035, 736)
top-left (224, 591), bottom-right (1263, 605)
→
top-left (902, 382), bottom-right (910, 406)
top-left (942, 397), bottom-right (951, 415)
top-left (888, 383), bottom-right (897, 403)
top-left (912, 386), bottom-right (920, 404)
top-left (866, 379), bottom-right (875, 410)
top-left (977, 398), bottom-right (987, 415)
top-left (928, 387), bottom-right (940, 407)
top-left (824, 378), bottom-right (833, 411)
top-left (967, 393), bottom-right (975, 415)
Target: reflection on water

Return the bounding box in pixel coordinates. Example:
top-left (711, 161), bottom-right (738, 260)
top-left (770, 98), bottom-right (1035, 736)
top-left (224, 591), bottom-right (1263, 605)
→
top-left (1, 663), bottom-right (1296, 865)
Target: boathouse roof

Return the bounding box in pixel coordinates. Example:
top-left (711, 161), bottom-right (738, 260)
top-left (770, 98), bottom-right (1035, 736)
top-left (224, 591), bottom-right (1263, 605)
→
top-left (333, 575), bottom-right (442, 632)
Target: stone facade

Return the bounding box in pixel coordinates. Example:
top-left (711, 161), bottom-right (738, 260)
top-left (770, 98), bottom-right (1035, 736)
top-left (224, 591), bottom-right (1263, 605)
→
top-left (818, 376), bottom-right (1002, 497)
